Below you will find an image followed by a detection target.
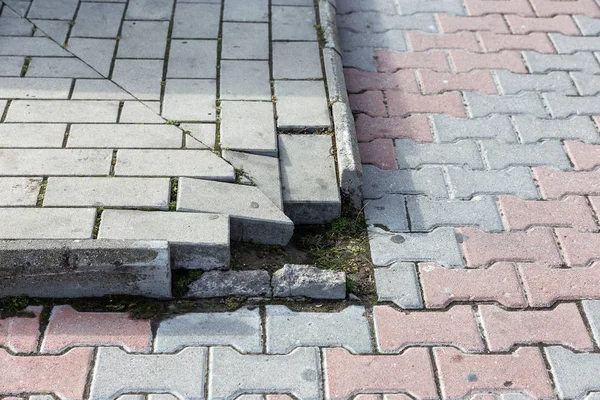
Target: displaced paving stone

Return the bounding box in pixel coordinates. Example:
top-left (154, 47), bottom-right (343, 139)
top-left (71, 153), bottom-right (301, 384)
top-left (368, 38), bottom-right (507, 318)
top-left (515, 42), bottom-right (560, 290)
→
top-left (187, 270), bottom-right (271, 298)
top-left (167, 39), bottom-right (217, 79)
top-left (67, 124), bottom-right (182, 148)
top-left (364, 194), bottom-right (408, 231)
top-left (220, 101), bottom-right (276, 155)
top-left (534, 168), bottom-right (600, 199)
top-left (465, 92), bottom-right (548, 118)
top-left (395, 139), bottom-right (483, 169)
top-left (89, 347), bottom-right (206, 400)
top-left (209, 347), bottom-right (321, 400)
top-left (514, 115), bottom-right (600, 143)
top-left (98, 210), bottom-right (230, 270)
top-left (446, 167), bottom-right (539, 200)
top-left (481, 140), bottom-right (571, 170)
top-left (172, 2), bottom-right (220, 38)
top-left (41, 305), bottom-right (152, 354)
top-left (273, 42), bottom-right (322, 79)
top-left (222, 22), bottom-right (269, 59)
top-left (373, 262), bottom-right (423, 309)
top-left (154, 307), bottom-right (262, 353)
top-left (272, 264), bottom-right (345, 299)
top-left (431, 115), bottom-right (518, 142)
top-left (545, 346), bottom-right (600, 400)
top-left (0, 177), bottom-right (42, 206)
top-left (274, 80), bottom-right (330, 129)
top-left (220, 60), bottom-right (270, 100)
top-left (0, 306), bottom-right (42, 353)
top-left (5, 100), bottom-right (119, 123)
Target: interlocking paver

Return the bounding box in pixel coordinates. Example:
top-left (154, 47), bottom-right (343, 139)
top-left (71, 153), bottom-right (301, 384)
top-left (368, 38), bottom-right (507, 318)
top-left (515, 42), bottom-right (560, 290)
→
top-left (364, 194), bottom-right (407, 231)
top-left (564, 140), bottom-right (600, 170)
top-left (418, 70), bottom-right (498, 94)
top-left (583, 300), bottom-right (600, 346)
top-left (465, 92), bottom-right (547, 118)
top-left (437, 14), bottom-right (509, 33)
top-left (479, 32), bottom-right (556, 53)
top-left (395, 139), bottom-right (483, 169)
top-left (0, 306), bottom-right (42, 353)
top-left (556, 228), bottom-right (600, 266)
top-left (446, 166), bottom-right (539, 199)
top-left (481, 140), bottom-right (571, 169)
top-left (363, 165), bottom-right (448, 199)
top-left (545, 346), bottom-right (600, 400)
top-left (513, 115), bottom-right (600, 143)
top-left (431, 115), bottom-right (517, 142)
top-left (386, 91), bottom-right (466, 118)
top-left (397, 0), bottom-right (465, 15)
top-left (523, 51), bottom-right (600, 73)
top-left (530, 0), bottom-right (600, 17)
top-left (571, 72), bottom-right (600, 96)
top-left (0, 177), bottom-right (42, 206)
top-left (494, 70), bottom-right (576, 95)
top-left (534, 168), bottom-right (600, 198)
top-left (359, 139), bottom-right (397, 170)
top-left (407, 31), bottom-right (479, 52)
top-left (356, 114), bottom-right (433, 142)
top-left (544, 92), bottom-right (600, 118)
top-left (373, 262), bottom-right (423, 309)
top-left (349, 91), bottom-right (386, 117)
top-left (550, 33), bottom-right (600, 53)
top-left (339, 29), bottom-right (407, 52)
top-left (344, 68), bottom-right (419, 93)
top-left (375, 50), bottom-right (451, 72)
top-left (505, 15), bottom-right (580, 35)
top-left (449, 50), bottom-right (527, 73)
top-left (463, 0), bottom-right (534, 16)
top-left (338, 12), bottom-right (438, 34)
top-left (575, 15), bottom-right (600, 35)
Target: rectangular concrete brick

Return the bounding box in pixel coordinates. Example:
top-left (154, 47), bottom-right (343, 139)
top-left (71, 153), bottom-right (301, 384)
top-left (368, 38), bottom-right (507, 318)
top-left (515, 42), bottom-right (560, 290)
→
top-left (0, 56), bottom-right (24, 76)
top-left (272, 6), bottom-right (316, 41)
top-left (71, 79), bottom-right (135, 100)
top-left (224, 0), bottom-right (268, 22)
top-left (32, 19), bottom-right (71, 44)
top-left (220, 60), bottom-right (270, 100)
top-left (26, 57), bottom-right (101, 78)
top-left (27, 0), bottom-right (77, 19)
top-left (0, 16), bottom-right (33, 36)
top-left (363, 165), bottom-right (448, 199)
top-left (465, 92), bottom-right (548, 117)
top-left (0, 148), bottom-right (112, 176)
top-left (544, 92), bottom-right (600, 118)
top-left (431, 115), bottom-right (518, 142)
top-left (70, 2), bottom-right (124, 38)
top-left (220, 101), bottom-right (276, 155)
top-left (168, 40), bottom-right (217, 79)
top-left (117, 21), bottom-right (169, 59)
top-left (173, 3), bottom-right (220, 38)
top-left (120, 101), bottom-right (165, 123)
top-left (0, 208), bottom-right (96, 239)
top-left (162, 79), bottom-right (216, 121)
top-left (395, 139), bottom-right (483, 169)
top-left (67, 124), bottom-right (182, 148)
top-left (0, 77), bottom-right (73, 99)
top-left (273, 42), bottom-right (322, 79)
top-left (446, 166), bottom-right (539, 199)
top-left (0, 239), bottom-right (172, 298)
top-left (222, 22), bottom-right (269, 60)
top-left (523, 51), bottom-right (600, 73)
top-left (0, 177), bottom-right (42, 206)
top-left (112, 59), bottom-right (163, 101)
top-left (0, 123), bottom-right (65, 147)
top-left (481, 140), bottom-right (571, 169)
top-left (275, 80), bottom-right (330, 129)
top-left (373, 262), bottom-right (423, 309)
top-left (0, 37), bottom-right (70, 56)
top-left (67, 38), bottom-right (116, 76)
top-left (494, 70), bottom-right (577, 95)
top-left (98, 210), bottom-right (230, 270)
top-left (513, 115), bottom-right (600, 143)
top-left (5, 100), bottom-right (119, 122)
top-left (126, 0), bottom-right (174, 20)
top-left (572, 72), bottom-right (600, 96)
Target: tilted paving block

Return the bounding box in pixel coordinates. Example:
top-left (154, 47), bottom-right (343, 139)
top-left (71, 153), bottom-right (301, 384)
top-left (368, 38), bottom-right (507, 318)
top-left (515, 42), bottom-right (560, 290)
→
top-left (220, 101), bottom-right (277, 156)
top-left (545, 346), bottom-right (600, 400)
top-left (187, 270), bottom-right (271, 298)
top-left (364, 194), bottom-right (409, 232)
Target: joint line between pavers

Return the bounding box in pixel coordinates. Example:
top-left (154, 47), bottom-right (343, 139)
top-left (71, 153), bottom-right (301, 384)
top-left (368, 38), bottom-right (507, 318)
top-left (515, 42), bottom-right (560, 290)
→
top-left (213, 0), bottom-right (226, 155)
top-left (0, 99), bottom-right (10, 123)
top-left (34, 305), bottom-right (52, 353)
top-left (82, 347), bottom-right (99, 400)
top-left (576, 301), bottom-right (600, 352)
top-left (158, 0), bottom-right (176, 117)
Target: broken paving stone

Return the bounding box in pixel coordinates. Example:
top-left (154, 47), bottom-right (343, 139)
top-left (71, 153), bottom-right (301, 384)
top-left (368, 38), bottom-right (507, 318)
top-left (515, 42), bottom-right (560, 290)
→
top-left (187, 270), bottom-right (271, 298)
top-left (272, 264), bottom-right (346, 299)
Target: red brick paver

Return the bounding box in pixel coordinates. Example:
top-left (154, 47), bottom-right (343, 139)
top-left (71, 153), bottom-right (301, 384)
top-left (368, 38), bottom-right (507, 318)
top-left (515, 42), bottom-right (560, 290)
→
top-left (436, 14), bottom-right (509, 33)
top-left (417, 70), bottom-right (498, 95)
top-left (555, 228), bottom-right (600, 266)
top-left (505, 15), bottom-right (581, 35)
top-left (448, 50), bottom-right (528, 73)
top-left (359, 140), bottom-right (398, 170)
top-left (349, 92), bottom-right (387, 117)
top-left (406, 32), bottom-right (481, 52)
top-left (564, 141), bottom-right (600, 170)
top-left (477, 32), bottom-right (556, 53)
top-left (376, 50), bottom-right (451, 73)
top-left (463, 0), bottom-right (535, 16)
top-left (0, 306), bottom-right (42, 354)
top-left (344, 69), bottom-right (419, 93)
top-left (529, 0), bottom-right (600, 17)
top-left (355, 114), bottom-right (433, 142)
top-left (534, 168), bottom-right (600, 199)
top-left (385, 92), bottom-right (466, 118)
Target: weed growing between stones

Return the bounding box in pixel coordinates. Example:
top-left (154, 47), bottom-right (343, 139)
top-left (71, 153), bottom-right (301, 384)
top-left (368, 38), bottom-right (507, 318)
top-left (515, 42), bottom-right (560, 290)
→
top-left (172, 270), bottom-right (204, 298)
top-left (169, 178), bottom-right (178, 211)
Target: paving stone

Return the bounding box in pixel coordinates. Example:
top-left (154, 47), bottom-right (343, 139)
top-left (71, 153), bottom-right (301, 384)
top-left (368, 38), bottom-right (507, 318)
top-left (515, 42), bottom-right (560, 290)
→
top-left (361, 140), bottom-right (396, 170)
top-left (419, 262), bottom-right (527, 308)
top-left (167, 39), bottom-right (217, 79)
top-left (266, 305), bottom-right (372, 354)
top-left (68, 124), bottom-right (181, 148)
top-left (363, 165), bottom-right (448, 199)
top-left (375, 49), bottom-right (453, 72)
top-left (481, 140), bottom-right (571, 169)
top-left (523, 51), bottom-right (600, 73)
top-left (534, 168), bottom-right (600, 199)
top-left (173, 3), bottom-right (220, 38)
top-left (0, 177), bottom-right (41, 206)
top-left (342, 47), bottom-right (377, 71)
top-left (324, 347), bottom-right (437, 400)
top-left (0, 16), bottom-right (32, 36)
top-left (575, 15), bottom-right (600, 35)
top-left (530, 0), bottom-right (600, 17)
top-left (494, 70), bottom-right (576, 95)
top-left (1, 0), bottom-right (28, 17)
top-left (514, 115), bottom-right (599, 143)
top-left (435, 347), bottom-right (554, 399)
top-left (340, 29), bottom-right (407, 52)
top-left (545, 346), bottom-right (600, 400)
top-left (272, 6), bottom-right (316, 41)
top-left (0, 348), bottom-right (92, 400)
top-left (126, 0), bottom-right (174, 20)
top-left (505, 14), bottom-right (580, 35)
top-left (583, 300), bottom-right (600, 347)
top-left (220, 60), bottom-right (270, 100)
top-left (118, 21), bottom-right (169, 59)
top-left (364, 194), bottom-right (408, 231)
top-left (26, 57), bottom-right (101, 78)
top-left (162, 79), bottom-right (216, 121)
top-left (572, 72), bottom-right (600, 96)
top-left (447, 166), bottom-right (539, 199)
top-left (336, 0), bottom-right (396, 14)
top-left (71, 79), bottom-right (135, 100)
top-left (112, 59), bottom-right (163, 101)
top-left (0, 239), bottom-right (172, 298)
top-left (397, 0), bottom-right (465, 15)
top-left (27, 0), bottom-right (77, 19)
top-left (544, 92), bottom-right (600, 118)
top-left (369, 226), bottom-right (463, 267)
top-left (437, 14), bottom-right (508, 33)
top-left (464, 0), bottom-right (535, 15)
top-left (395, 139), bottom-right (483, 169)
top-left (120, 101), bottom-right (165, 123)
top-left (349, 91), bottom-right (386, 117)
top-left (176, 178), bottom-right (293, 245)
top-left (220, 101), bottom-right (276, 155)
top-left (449, 50), bottom-right (528, 73)
top-left (0, 207), bottom-right (95, 239)
top-left (407, 195), bottom-right (503, 232)
top-left (209, 347), bottom-right (321, 400)
top-left (373, 262), bottom-right (423, 308)
top-left (223, 0), bottom-right (267, 22)
top-left (431, 114), bottom-right (517, 142)
top-left (222, 22), bottom-right (269, 59)
top-left (182, 123), bottom-right (216, 149)
top-left (465, 92), bottom-right (547, 117)
top-left (418, 70), bottom-right (498, 95)
top-left (0, 37), bottom-right (71, 56)
top-left (114, 149), bottom-right (234, 180)
top-left (279, 134), bottom-right (341, 224)
top-left (43, 177), bottom-right (170, 209)
top-left (275, 80), bottom-right (330, 129)
top-left (338, 12), bottom-right (437, 34)
top-left (0, 148), bottom-right (112, 176)
top-left (386, 91), bottom-right (466, 118)
top-left (479, 31), bottom-right (555, 53)
top-left (273, 42), bottom-right (322, 79)
top-left (0, 56), bottom-right (24, 76)
top-left (41, 305), bottom-right (152, 354)
top-left (0, 306), bottom-right (42, 353)
top-left (89, 347), bottom-right (206, 400)
top-left (272, 264), bottom-right (346, 299)
top-left (5, 100), bottom-right (119, 123)
top-left (31, 19), bottom-right (70, 44)
top-left (67, 38), bottom-right (116, 76)
top-left (344, 68), bottom-right (418, 94)
top-left (98, 210), bottom-right (230, 270)
top-left (566, 140), bottom-right (600, 170)
top-left (407, 31), bottom-right (479, 52)
top-left (187, 270), bottom-right (271, 298)
top-left (374, 305), bottom-right (484, 353)
top-left (556, 228), bottom-right (600, 266)
top-left (356, 114), bottom-right (432, 142)
top-left (70, 2), bottom-right (124, 38)
top-left (550, 33), bottom-right (600, 53)
top-left (154, 307), bottom-right (262, 353)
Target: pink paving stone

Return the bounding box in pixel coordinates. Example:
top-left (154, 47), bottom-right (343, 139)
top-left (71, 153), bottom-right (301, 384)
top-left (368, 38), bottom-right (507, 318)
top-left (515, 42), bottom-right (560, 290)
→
top-left (418, 262), bottom-right (527, 309)
top-left (349, 91), bottom-right (387, 117)
top-left (375, 50), bottom-right (451, 73)
top-left (478, 303), bottom-right (594, 352)
top-left (355, 114), bottom-right (433, 142)
top-left (385, 91), bottom-right (466, 118)
top-left (505, 15), bottom-right (581, 35)
top-left (498, 195), bottom-right (597, 232)
top-left (417, 70), bottom-right (498, 95)
top-left (518, 262), bottom-right (600, 306)
top-left (353, 395), bottom-right (413, 400)
top-left (0, 347), bottom-right (92, 400)
top-left (40, 305), bottom-right (152, 354)
top-left (266, 396), bottom-right (294, 400)
top-left (344, 69), bottom-right (419, 94)
top-left (590, 196), bottom-right (600, 219)
top-left (373, 305), bottom-right (484, 353)
top-left (448, 50), bottom-right (528, 73)
top-left (555, 228), bottom-right (600, 266)
top-left (564, 141), bottom-right (600, 170)
top-left (359, 139), bottom-right (398, 170)
top-left (529, 0), bottom-right (600, 17)
top-left (459, 227), bottom-right (563, 267)
top-left (534, 168), bottom-right (600, 199)
top-left (463, 0), bottom-right (535, 16)
top-left (434, 347), bottom-right (554, 399)
top-left (406, 32), bottom-right (481, 52)
top-left (436, 14), bottom-right (509, 34)
top-left (477, 32), bottom-right (556, 53)
top-left (324, 347), bottom-right (438, 399)
top-left (0, 306), bottom-right (42, 354)
top-left (353, 396), bottom-right (380, 400)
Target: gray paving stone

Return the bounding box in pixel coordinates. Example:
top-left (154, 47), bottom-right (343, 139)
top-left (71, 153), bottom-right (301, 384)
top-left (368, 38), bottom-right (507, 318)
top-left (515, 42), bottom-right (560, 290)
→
top-left (0, 177), bottom-right (41, 206)
top-left (395, 139), bottom-right (483, 169)
top-left (481, 140), bottom-right (571, 170)
top-left (273, 42), bottom-right (322, 79)
top-left (272, 6), bottom-right (316, 41)
top-left (341, 47), bottom-right (377, 71)
top-left (154, 307), bottom-right (262, 353)
top-left (114, 150), bottom-right (234, 181)
top-left (364, 194), bottom-right (408, 232)
top-left (126, 0), bottom-right (174, 20)
top-left (118, 21), bottom-right (169, 59)
top-left (583, 300), bottom-right (600, 348)
top-left (513, 115), bottom-right (600, 143)
top-left (120, 101), bottom-right (165, 123)
top-left (162, 79), bottom-right (216, 121)
top-left (266, 305), bottom-right (372, 354)
top-left (465, 92), bottom-right (548, 118)
top-left (275, 80), bottom-right (330, 129)
top-left (322, 48), bottom-right (348, 104)
top-left (0, 77), bottom-right (72, 99)
top-left (5, 100), bottom-right (119, 123)
top-left (0, 239), bottom-right (172, 298)
top-left (182, 123), bottom-right (216, 149)
top-left (222, 22), bottom-right (269, 60)
top-left (173, 3), bottom-right (220, 38)
top-left (550, 33), bottom-right (600, 53)
top-left (70, 2), bottom-right (125, 38)
top-left (112, 59), bottom-right (163, 101)
top-left (336, 0), bottom-right (396, 14)
top-left (0, 37), bottom-right (70, 56)
top-left (545, 346), bottom-right (600, 400)
top-left (544, 92), bottom-right (600, 118)
top-left (187, 270), bottom-right (271, 298)
top-left (208, 347), bottom-right (321, 400)
top-left (0, 16), bottom-right (33, 36)
top-left (272, 264), bottom-right (346, 299)
top-left (177, 178), bottom-right (293, 245)
top-left (571, 72), bottom-right (600, 96)
top-left (224, 0), bottom-right (268, 22)
top-left (0, 56), bottom-right (24, 76)
top-left (68, 124), bottom-right (182, 148)
top-left (279, 134), bottom-right (341, 224)
top-left (339, 29), bottom-right (407, 52)
top-left (337, 12), bottom-right (437, 33)
top-left (43, 177), bottom-right (170, 209)
top-left (523, 51), bottom-right (600, 74)
top-left (31, 20), bottom-right (70, 44)
top-left (67, 38), bottom-right (116, 76)
top-left (368, 226), bottom-right (463, 267)
top-left (71, 79), bottom-right (135, 100)
top-left (0, 208), bottom-right (96, 239)
top-left (27, 0), bottom-right (77, 19)
top-left (431, 115), bottom-right (518, 142)
top-left (0, 148), bottom-right (112, 175)
top-left (220, 101), bottom-right (276, 155)
top-left (446, 166), bottom-right (539, 200)
top-left (89, 347), bottom-right (206, 400)
top-left (1, 1), bottom-right (29, 17)
top-left (362, 165), bottom-right (448, 199)
top-left (575, 15), bottom-right (600, 35)
top-left (0, 123), bottom-right (65, 148)
top-left (273, 0), bottom-right (313, 5)
top-left (494, 70), bottom-right (577, 95)
top-left (98, 210), bottom-right (230, 270)
top-left (406, 195), bottom-right (503, 232)
top-left (396, 0), bottom-right (465, 14)
top-left (220, 60), bottom-right (270, 100)
top-left (26, 57), bottom-right (101, 78)
top-left (373, 262), bottom-right (424, 309)
top-left (167, 40), bottom-right (217, 79)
